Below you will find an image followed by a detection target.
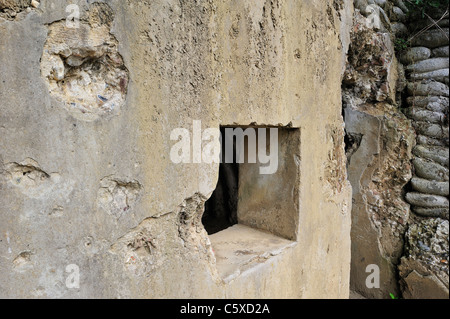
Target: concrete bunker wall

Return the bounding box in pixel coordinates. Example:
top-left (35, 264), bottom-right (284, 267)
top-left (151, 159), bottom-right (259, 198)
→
top-left (0, 0), bottom-right (352, 298)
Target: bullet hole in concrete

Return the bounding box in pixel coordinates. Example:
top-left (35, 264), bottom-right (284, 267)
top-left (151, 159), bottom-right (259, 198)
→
top-left (97, 176), bottom-right (142, 219)
top-left (2, 158), bottom-right (61, 198)
top-left (13, 251), bottom-right (33, 271)
top-left (202, 128), bottom-right (239, 235)
top-left (40, 3), bottom-right (128, 121)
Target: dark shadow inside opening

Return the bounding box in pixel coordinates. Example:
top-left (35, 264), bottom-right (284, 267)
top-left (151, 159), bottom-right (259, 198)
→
top-left (202, 127), bottom-right (239, 235)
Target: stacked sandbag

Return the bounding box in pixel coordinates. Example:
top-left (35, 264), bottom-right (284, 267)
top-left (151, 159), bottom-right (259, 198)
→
top-left (399, 6), bottom-right (449, 299)
top-left (401, 29), bottom-right (449, 219)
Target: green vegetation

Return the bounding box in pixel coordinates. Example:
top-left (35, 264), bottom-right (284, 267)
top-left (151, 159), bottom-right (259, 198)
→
top-left (389, 292), bottom-right (399, 299)
top-left (405, 0), bottom-right (449, 18)
top-left (393, 0), bottom-right (449, 52)
top-left (394, 37), bottom-right (410, 51)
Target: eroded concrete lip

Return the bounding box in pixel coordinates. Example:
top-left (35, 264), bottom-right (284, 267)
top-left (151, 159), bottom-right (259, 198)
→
top-left (209, 224), bottom-right (297, 284)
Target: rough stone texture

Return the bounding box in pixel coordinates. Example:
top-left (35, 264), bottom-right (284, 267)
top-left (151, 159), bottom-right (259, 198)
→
top-left (399, 218), bottom-right (449, 299)
top-left (344, 0), bottom-right (449, 299)
top-left (0, 0), bottom-right (353, 298)
top-left (393, 0), bottom-right (408, 13)
top-left (0, 0), bottom-right (38, 20)
top-left (96, 176), bottom-right (143, 220)
top-left (342, 12), bottom-right (399, 104)
top-left (342, 4), bottom-right (420, 299)
top-left (0, 0), bottom-right (30, 11)
top-left (1, 158), bottom-right (62, 199)
top-left (344, 102), bottom-right (415, 299)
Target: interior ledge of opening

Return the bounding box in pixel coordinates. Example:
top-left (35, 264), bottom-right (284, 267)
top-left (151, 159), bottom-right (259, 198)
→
top-left (209, 224), bottom-right (296, 283)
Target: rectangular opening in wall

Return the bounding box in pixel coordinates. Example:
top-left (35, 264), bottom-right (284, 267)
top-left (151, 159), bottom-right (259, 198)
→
top-left (202, 125), bottom-right (301, 281)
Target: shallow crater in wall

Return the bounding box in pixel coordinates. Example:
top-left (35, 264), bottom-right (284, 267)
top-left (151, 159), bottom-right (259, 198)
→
top-left (96, 176), bottom-right (143, 219)
top-left (40, 3), bottom-right (128, 121)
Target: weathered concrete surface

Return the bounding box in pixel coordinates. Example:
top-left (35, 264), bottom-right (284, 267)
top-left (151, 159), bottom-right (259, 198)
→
top-left (344, 103), bottom-right (415, 299)
top-left (0, 0), bottom-right (353, 298)
top-left (209, 224), bottom-right (296, 283)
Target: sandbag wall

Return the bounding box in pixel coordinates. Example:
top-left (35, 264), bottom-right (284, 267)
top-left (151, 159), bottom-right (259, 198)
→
top-left (399, 8), bottom-right (449, 299)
